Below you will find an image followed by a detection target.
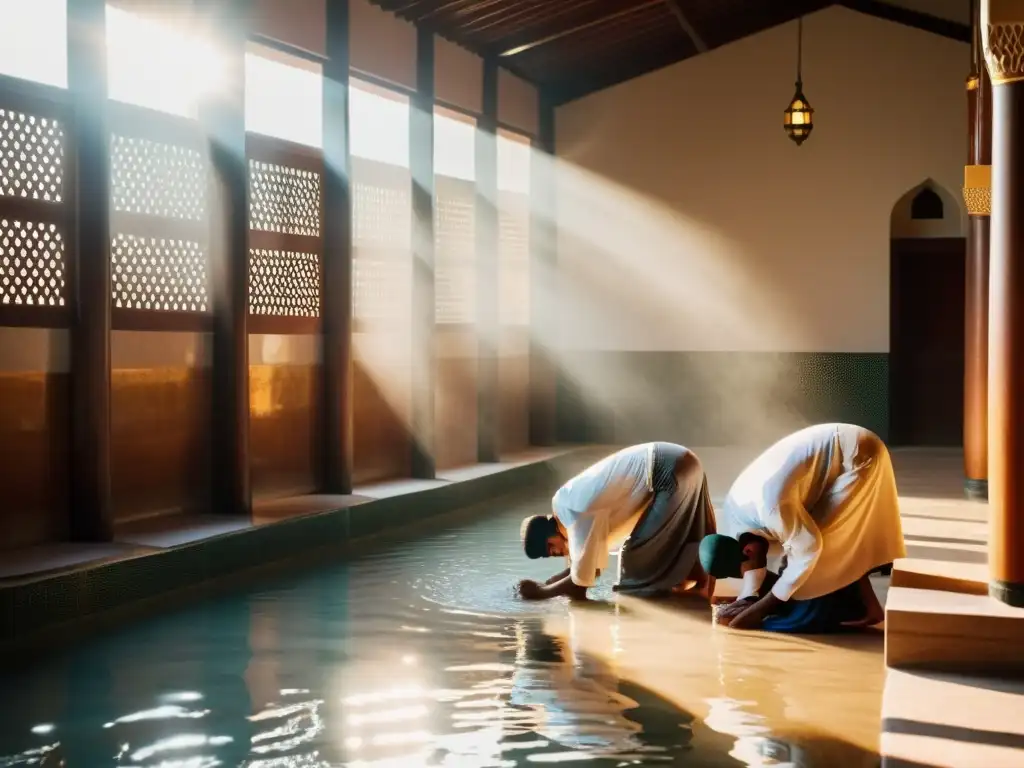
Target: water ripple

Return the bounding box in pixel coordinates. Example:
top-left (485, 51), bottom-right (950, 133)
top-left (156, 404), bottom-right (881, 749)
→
top-left (0, 492), bottom-right (883, 766)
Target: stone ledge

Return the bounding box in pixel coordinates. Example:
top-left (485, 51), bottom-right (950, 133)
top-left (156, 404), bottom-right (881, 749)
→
top-left (885, 586), bottom-right (1024, 674)
top-left (0, 447), bottom-right (587, 656)
top-left (881, 669), bottom-right (1024, 768)
top-left (890, 558), bottom-right (988, 596)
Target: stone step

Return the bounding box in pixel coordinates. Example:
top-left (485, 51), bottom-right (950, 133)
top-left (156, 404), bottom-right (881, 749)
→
top-left (885, 586), bottom-right (1024, 674)
top-left (890, 557), bottom-right (988, 596)
top-left (881, 669), bottom-right (1024, 768)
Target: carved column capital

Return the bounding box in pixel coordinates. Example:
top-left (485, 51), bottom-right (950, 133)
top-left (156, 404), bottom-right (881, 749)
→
top-left (982, 0), bottom-right (1024, 85)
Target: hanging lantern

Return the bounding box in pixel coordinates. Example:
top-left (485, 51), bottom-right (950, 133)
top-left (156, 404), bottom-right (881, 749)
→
top-left (784, 83), bottom-right (814, 146)
top-left (783, 17), bottom-right (814, 146)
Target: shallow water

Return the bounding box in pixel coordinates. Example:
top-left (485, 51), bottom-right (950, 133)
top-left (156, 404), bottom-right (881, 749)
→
top-left (0, 493), bottom-right (886, 767)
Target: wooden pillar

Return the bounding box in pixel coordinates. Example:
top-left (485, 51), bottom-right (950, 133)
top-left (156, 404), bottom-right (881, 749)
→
top-left (963, 0), bottom-right (993, 501)
top-left (321, 0), bottom-right (354, 493)
top-left (67, 0), bottom-right (113, 540)
top-left (983, 0), bottom-right (1024, 606)
top-left (410, 27), bottom-right (436, 479)
top-left (199, 0), bottom-right (250, 516)
top-left (528, 93), bottom-right (557, 447)
top-left (476, 59), bottom-right (500, 463)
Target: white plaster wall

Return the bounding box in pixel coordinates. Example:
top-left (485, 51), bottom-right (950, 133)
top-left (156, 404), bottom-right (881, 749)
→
top-left (555, 7), bottom-right (969, 353)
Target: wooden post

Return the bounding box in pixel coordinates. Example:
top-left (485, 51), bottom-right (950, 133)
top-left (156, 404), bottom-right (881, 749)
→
top-left (529, 93), bottom-right (557, 447)
top-left (410, 27), bottom-right (436, 479)
top-left (476, 59), bottom-right (500, 463)
top-left (982, 0), bottom-right (1024, 606)
top-left (67, 0), bottom-right (113, 540)
top-left (199, 0), bottom-right (250, 516)
top-left (963, 0), bottom-right (992, 501)
top-left (321, 0), bottom-right (353, 493)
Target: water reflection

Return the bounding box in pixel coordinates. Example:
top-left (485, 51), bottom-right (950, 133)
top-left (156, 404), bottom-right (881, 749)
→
top-left (0, 493), bottom-right (886, 766)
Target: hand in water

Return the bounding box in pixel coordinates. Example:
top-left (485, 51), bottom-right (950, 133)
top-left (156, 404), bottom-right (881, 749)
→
top-left (714, 598), bottom-right (755, 626)
top-left (518, 579), bottom-right (544, 600)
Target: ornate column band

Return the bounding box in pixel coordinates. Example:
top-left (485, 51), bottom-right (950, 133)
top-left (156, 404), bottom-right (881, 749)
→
top-left (982, 2), bottom-right (1024, 85)
top-left (968, 74), bottom-right (981, 90)
top-left (964, 164), bottom-right (993, 215)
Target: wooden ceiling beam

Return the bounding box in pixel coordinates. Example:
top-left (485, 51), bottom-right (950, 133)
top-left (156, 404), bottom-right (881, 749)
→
top-left (548, 39), bottom-right (691, 103)
top-left (516, 14), bottom-right (681, 70)
top-left (498, 0), bottom-right (664, 57)
top-left (662, 0), bottom-right (707, 52)
top-left (402, 0), bottom-right (492, 22)
top-left (456, 0), bottom-right (602, 40)
top-left (839, 0), bottom-right (970, 41)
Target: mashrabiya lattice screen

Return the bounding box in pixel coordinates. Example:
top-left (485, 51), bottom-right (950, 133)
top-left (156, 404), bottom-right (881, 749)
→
top-left (0, 106), bottom-right (68, 309)
top-left (249, 159), bottom-right (321, 238)
top-left (0, 108), bottom-right (64, 202)
top-left (111, 233), bottom-right (207, 312)
top-left (351, 157), bottom-right (412, 325)
top-left (434, 175), bottom-right (476, 325)
top-left (108, 126), bottom-right (210, 314)
top-left (247, 156), bottom-right (322, 319)
top-left (249, 248), bottom-right (319, 317)
top-left (498, 190), bottom-right (529, 327)
top-left (110, 135), bottom-right (206, 221)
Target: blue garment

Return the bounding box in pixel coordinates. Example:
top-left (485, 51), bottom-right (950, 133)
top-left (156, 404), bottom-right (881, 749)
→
top-left (761, 579), bottom-right (865, 634)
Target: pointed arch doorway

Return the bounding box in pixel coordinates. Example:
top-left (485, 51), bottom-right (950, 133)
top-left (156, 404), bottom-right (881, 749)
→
top-left (889, 181), bottom-right (967, 446)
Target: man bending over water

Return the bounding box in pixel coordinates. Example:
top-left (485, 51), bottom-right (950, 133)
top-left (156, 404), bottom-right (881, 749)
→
top-left (699, 423), bottom-right (906, 633)
top-left (517, 443), bottom-right (716, 602)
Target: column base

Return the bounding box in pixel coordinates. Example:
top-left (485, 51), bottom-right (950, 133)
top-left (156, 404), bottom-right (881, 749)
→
top-left (989, 580), bottom-right (1024, 608)
top-left (964, 477), bottom-right (989, 501)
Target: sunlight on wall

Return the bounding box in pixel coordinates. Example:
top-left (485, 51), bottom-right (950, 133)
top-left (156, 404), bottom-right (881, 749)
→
top-left (498, 129), bottom-right (532, 327)
top-left (497, 129), bottom-right (530, 194)
top-left (350, 79), bottom-right (410, 168)
top-left (245, 44), bottom-right (323, 148)
top-left (106, 5), bottom-right (225, 118)
top-left (0, 0), bottom-right (67, 88)
top-left (555, 158), bottom-right (800, 353)
top-left (434, 107), bottom-right (475, 181)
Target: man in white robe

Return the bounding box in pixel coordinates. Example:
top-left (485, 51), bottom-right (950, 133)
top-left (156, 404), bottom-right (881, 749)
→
top-left (517, 442), bottom-right (715, 601)
top-left (699, 423), bottom-right (906, 633)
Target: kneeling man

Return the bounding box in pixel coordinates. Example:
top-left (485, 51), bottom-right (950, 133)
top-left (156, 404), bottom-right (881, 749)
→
top-left (700, 423), bottom-right (905, 633)
top-left (518, 443), bottom-right (715, 601)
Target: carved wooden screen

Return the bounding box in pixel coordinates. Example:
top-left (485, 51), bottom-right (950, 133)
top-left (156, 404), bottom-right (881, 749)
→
top-left (434, 174), bottom-right (476, 326)
top-left (108, 102), bottom-right (209, 330)
top-left (497, 128), bottom-right (532, 453)
top-left (433, 104), bottom-right (478, 469)
top-left (351, 156), bottom-right (412, 331)
top-left (0, 77), bottom-right (73, 328)
top-left (246, 133), bottom-right (323, 334)
top-left (351, 154), bottom-right (414, 483)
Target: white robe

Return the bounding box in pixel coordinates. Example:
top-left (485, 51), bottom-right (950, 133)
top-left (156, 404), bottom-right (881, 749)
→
top-left (551, 444), bottom-right (653, 588)
top-left (718, 423), bottom-right (906, 601)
